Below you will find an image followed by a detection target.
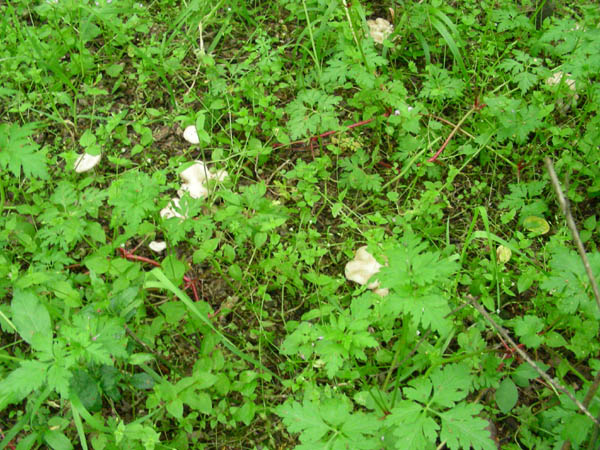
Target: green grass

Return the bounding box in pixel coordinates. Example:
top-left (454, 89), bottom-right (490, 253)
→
top-left (1, 0), bottom-right (600, 448)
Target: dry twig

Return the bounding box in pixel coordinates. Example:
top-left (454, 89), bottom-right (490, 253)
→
top-left (468, 297), bottom-right (599, 426)
top-left (544, 157), bottom-right (600, 449)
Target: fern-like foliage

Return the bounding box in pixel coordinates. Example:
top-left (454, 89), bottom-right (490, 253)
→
top-left (0, 123), bottom-right (48, 179)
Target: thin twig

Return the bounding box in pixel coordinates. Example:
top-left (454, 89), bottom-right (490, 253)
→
top-left (544, 157), bottom-right (600, 312)
top-left (469, 297), bottom-right (600, 426)
top-left (427, 105), bottom-right (476, 163)
top-left (545, 157), bottom-right (600, 448)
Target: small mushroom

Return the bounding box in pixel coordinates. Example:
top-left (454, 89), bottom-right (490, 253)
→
top-left (149, 241), bottom-right (167, 252)
top-left (546, 71), bottom-right (576, 91)
top-left (183, 125), bottom-right (200, 144)
top-left (345, 246), bottom-right (389, 297)
top-left (177, 161), bottom-right (228, 199)
top-left (73, 153), bottom-right (101, 173)
top-left (367, 18), bottom-right (394, 45)
top-left (546, 71), bottom-right (578, 112)
top-left (160, 197), bottom-right (185, 219)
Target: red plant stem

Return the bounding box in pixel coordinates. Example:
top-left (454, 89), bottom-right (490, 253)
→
top-left (272, 109), bottom-right (393, 150)
top-left (427, 105), bottom-right (476, 163)
top-left (189, 278), bottom-right (200, 302)
top-left (117, 247), bottom-right (160, 267)
top-left (118, 247), bottom-right (204, 303)
top-left (272, 99), bottom-right (485, 165)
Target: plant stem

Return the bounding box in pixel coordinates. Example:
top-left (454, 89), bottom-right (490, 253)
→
top-left (544, 157), bottom-right (600, 312)
top-left (469, 296), bottom-right (600, 426)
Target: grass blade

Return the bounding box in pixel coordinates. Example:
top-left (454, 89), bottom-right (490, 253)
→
top-left (145, 268), bottom-right (281, 382)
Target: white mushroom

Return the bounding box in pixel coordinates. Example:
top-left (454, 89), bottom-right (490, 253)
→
top-left (345, 246), bottom-right (389, 297)
top-left (546, 71), bottom-right (578, 112)
top-left (183, 125), bottom-right (200, 144)
top-left (367, 18), bottom-right (394, 45)
top-left (546, 71), bottom-right (576, 90)
top-left (149, 241), bottom-right (167, 252)
top-left (160, 197), bottom-right (185, 219)
top-left (73, 153), bottom-right (101, 173)
top-left (177, 161), bottom-right (228, 199)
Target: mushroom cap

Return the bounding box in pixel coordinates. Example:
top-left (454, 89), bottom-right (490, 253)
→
top-left (160, 197), bottom-right (185, 219)
top-left (178, 162), bottom-right (228, 199)
top-left (546, 71), bottom-right (576, 90)
top-left (180, 161), bottom-right (210, 184)
top-left (178, 182), bottom-right (209, 199)
top-left (149, 241), bottom-right (167, 252)
top-left (367, 18), bottom-right (393, 44)
top-left (345, 246), bottom-right (384, 289)
top-left (183, 125), bottom-right (200, 144)
top-left (74, 153), bottom-right (101, 173)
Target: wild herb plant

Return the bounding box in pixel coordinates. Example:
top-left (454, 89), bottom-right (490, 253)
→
top-left (1, 0), bottom-right (600, 448)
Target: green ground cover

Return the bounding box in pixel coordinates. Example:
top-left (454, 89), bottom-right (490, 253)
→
top-left (1, 0), bottom-right (599, 448)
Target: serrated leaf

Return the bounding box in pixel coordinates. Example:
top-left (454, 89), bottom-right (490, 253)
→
top-left (430, 364), bottom-right (472, 408)
top-left (387, 401), bottom-right (439, 447)
top-left (511, 315), bottom-right (544, 349)
top-left (0, 123), bottom-right (49, 179)
top-left (47, 363), bottom-right (73, 397)
top-left (0, 360), bottom-right (48, 409)
top-left (439, 402), bottom-right (496, 450)
top-left (12, 289), bottom-right (53, 354)
top-left (277, 397), bottom-right (380, 449)
top-left (496, 377), bottom-right (518, 414)
top-left (276, 399), bottom-right (330, 443)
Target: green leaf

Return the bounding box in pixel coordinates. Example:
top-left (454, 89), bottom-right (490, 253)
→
top-left (430, 364), bottom-right (472, 408)
top-left (70, 369), bottom-right (102, 413)
top-left (512, 363), bottom-right (539, 388)
top-left (0, 123), bottom-right (48, 179)
top-left (11, 289), bottom-right (53, 354)
top-left (440, 402), bottom-right (496, 450)
top-left (185, 391), bottom-right (212, 414)
top-left (511, 315), bottom-right (544, 349)
top-left (161, 254), bottom-right (186, 285)
top-left (276, 399), bottom-right (330, 443)
top-left (44, 430), bottom-right (74, 450)
top-left (387, 401), bottom-right (439, 448)
top-left (47, 363), bottom-right (73, 397)
top-left (276, 396), bottom-right (380, 449)
top-left (523, 216), bottom-right (550, 235)
top-left (0, 360), bottom-right (48, 409)
top-left (228, 264), bottom-right (243, 281)
top-left (129, 353), bottom-right (155, 365)
top-left (130, 373), bottom-right (155, 390)
top-left (233, 401), bottom-right (256, 426)
top-left (79, 130), bottom-right (97, 148)
top-left (167, 398), bottom-right (184, 420)
top-left (496, 377), bottom-right (519, 414)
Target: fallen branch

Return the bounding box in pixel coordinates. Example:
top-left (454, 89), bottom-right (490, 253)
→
top-left (468, 296), bottom-right (600, 426)
top-left (544, 157), bottom-right (600, 312)
top-left (544, 157), bottom-right (600, 449)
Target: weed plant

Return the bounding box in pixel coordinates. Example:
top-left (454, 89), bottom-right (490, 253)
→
top-left (1, 0), bottom-right (599, 449)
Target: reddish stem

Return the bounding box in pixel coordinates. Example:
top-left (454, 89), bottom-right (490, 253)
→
top-left (118, 247), bottom-right (206, 305)
top-left (273, 109), bottom-right (393, 150)
top-left (117, 247), bottom-right (160, 267)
